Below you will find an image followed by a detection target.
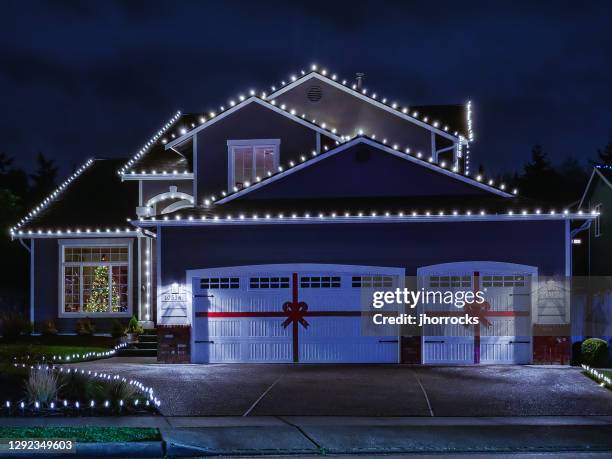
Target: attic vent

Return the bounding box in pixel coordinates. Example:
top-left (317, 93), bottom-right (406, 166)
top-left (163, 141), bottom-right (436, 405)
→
top-left (306, 85), bottom-right (323, 102)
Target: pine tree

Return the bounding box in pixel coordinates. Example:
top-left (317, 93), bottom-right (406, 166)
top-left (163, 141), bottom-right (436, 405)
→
top-left (84, 266), bottom-right (119, 313)
top-left (597, 140), bottom-right (612, 165)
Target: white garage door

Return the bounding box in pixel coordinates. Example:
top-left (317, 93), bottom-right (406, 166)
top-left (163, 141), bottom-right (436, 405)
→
top-left (419, 262), bottom-right (535, 365)
top-left (190, 264), bottom-right (402, 363)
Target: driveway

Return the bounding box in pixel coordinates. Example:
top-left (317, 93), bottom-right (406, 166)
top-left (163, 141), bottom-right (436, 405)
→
top-left (73, 359), bottom-right (612, 417)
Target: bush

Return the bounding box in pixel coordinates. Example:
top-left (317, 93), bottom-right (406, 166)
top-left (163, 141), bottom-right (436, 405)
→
top-left (126, 315), bottom-right (143, 335)
top-left (97, 379), bottom-right (138, 410)
top-left (581, 338), bottom-right (609, 367)
top-left (43, 320), bottom-right (58, 336)
top-left (0, 310), bottom-right (29, 342)
top-left (24, 368), bottom-right (62, 406)
top-left (111, 320), bottom-right (125, 338)
top-left (58, 372), bottom-right (97, 402)
top-left (76, 317), bottom-right (95, 336)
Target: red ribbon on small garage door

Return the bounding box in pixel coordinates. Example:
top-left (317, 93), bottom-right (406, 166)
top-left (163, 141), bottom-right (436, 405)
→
top-left (426, 271), bottom-right (530, 364)
top-left (195, 273), bottom-right (361, 362)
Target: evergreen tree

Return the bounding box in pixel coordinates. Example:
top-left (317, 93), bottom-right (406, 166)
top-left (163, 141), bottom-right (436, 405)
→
top-left (596, 140), bottom-right (612, 165)
top-left (84, 266), bottom-right (119, 313)
top-left (29, 152), bottom-right (57, 206)
top-left (518, 145), bottom-right (560, 202)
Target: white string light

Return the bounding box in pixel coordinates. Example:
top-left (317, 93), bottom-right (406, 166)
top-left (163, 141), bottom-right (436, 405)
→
top-left (582, 364), bottom-right (612, 388)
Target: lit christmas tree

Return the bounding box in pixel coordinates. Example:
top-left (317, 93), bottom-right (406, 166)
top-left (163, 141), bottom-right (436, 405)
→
top-left (84, 266), bottom-right (119, 312)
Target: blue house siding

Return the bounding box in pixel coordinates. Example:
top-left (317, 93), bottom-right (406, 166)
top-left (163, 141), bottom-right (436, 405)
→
top-left (237, 142), bottom-right (495, 201)
top-left (32, 237), bottom-right (139, 333)
top-left (158, 220), bottom-right (567, 290)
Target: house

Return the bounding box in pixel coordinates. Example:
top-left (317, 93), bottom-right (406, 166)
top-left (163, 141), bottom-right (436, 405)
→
top-left (10, 65), bottom-right (597, 364)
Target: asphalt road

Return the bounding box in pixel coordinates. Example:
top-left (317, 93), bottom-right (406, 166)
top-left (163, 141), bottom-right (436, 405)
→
top-left (73, 359), bottom-right (612, 417)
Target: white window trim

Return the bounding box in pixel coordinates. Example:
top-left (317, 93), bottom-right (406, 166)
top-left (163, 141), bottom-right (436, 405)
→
top-left (594, 203), bottom-right (602, 237)
top-left (58, 238), bottom-right (133, 318)
top-left (227, 139), bottom-right (280, 191)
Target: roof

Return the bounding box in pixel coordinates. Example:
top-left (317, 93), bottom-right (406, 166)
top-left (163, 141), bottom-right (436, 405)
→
top-left (579, 164), bottom-right (612, 209)
top-left (203, 137), bottom-right (513, 205)
top-left (11, 159), bottom-right (139, 238)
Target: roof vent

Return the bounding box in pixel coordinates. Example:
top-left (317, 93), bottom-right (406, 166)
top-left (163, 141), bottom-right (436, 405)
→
top-left (306, 85), bottom-right (323, 102)
top-left (355, 73), bottom-right (365, 90)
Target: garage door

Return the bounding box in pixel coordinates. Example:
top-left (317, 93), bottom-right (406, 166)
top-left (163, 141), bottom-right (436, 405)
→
top-left (419, 262), bottom-right (535, 365)
top-left (190, 264), bottom-right (402, 363)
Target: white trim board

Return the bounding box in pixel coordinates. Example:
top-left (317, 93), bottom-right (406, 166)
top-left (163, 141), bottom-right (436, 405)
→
top-left (134, 213), bottom-right (595, 227)
top-left (214, 137), bottom-right (513, 205)
top-left (268, 72), bottom-right (463, 143)
top-left (122, 173), bottom-right (194, 181)
top-left (164, 97), bottom-right (342, 150)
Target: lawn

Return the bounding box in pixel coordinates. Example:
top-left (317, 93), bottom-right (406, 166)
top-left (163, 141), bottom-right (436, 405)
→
top-left (0, 344), bottom-right (109, 362)
top-left (0, 427), bottom-right (160, 442)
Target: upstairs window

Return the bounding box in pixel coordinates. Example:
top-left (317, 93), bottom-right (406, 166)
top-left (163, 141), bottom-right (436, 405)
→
top-left (227, 139), bottom-right (280, 190)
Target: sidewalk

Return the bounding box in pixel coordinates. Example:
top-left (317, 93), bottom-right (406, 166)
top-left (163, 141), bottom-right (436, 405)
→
top-left (1, 416), bottom-right (612, 456)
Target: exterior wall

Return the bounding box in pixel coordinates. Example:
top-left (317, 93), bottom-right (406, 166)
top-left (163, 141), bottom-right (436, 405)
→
top-left (195, 102), bottom-right (336, 201)
top-left (32, 237), bottom-right (139, 333)
top-left (274, 79), bottom-right (450, 160)
top-left (140, 179), bottom-right (194, 213)
top-left (156, 220), bottom-right (567, 327)
top-left (238, 142), bottom-right (493, 201)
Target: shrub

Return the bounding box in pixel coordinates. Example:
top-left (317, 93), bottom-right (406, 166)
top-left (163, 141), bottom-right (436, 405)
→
top-left (0, 310), bottom-right (29, 342)
top-left (43, 320), bottom-right (58, 336)
top-left (98, 379), bottom-right (138, 410)
top-left (58, 372), bottom-right (97, 402)
top-left (581, 338), bottom-right (609, 367)
top-left (126, 315), bottom-right (143, 335)
top-left (24, 368), bottom-right (62, 406)
top-left (76, 317), bottom-right (95, 335)
top-left (111, 319), bottom-right (125, 338)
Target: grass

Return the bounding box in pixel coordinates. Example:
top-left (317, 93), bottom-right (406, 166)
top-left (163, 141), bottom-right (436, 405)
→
top-left (0, 344), bottom-right (109, 362)
top-left (0, 427), bottom-right (160, 442)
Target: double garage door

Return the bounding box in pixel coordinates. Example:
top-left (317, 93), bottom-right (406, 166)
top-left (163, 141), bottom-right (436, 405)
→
top-left (191, 264), bottom-right (402, 363)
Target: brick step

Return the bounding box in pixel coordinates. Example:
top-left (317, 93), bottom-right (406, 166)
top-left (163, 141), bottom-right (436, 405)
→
top-left (138, 335), bottom-right (158, 343)
top-left (131, 341), bottom-right (157, 350)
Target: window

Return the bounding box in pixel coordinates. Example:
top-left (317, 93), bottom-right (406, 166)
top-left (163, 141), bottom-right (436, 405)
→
top-left (595, 203), bottom-right (602, 237)
top-left (250, 277), bottom-right (290, 289)
top-left (60, 242), bottom-right (131, 316)
top-left (352, 276), bottom-right (394, 288)
top-left (482, 275), bottom-right (525, 288)
top-left (227, 139), bottom-right (280, 190)
top-left (300, 276), bottom-right (341, 288)
top-left (429, 275), bottom-right (471, 288)
top-left (200, 277), bottom-right (240, 289)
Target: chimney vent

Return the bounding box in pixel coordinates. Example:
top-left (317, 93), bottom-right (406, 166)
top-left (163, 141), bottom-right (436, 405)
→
top-left (355, 73), bottom-right (365, 90)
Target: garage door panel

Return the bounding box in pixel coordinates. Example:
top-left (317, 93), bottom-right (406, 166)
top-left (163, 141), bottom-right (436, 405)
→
top-left (423, 337), bottom-right (474, 364)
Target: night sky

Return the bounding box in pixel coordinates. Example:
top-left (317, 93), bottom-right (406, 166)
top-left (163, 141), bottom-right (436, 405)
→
top-left (2, 1), bottom-right (611, 177)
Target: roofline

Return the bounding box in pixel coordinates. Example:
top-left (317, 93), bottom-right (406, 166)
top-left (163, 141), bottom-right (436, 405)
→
top-left (578, 167), bottom-right (612, 208)
top-left (122, 173), bottom-right (194, 181)
top-left (164, 97), bottom-right (342, 150)
top-left (214, 137), bottom-right (513, 205)
top-left (133, 212), bottom-right (596, 228)
top-left (268, 72), bottom-right (464, 143)
top-left (12, 230), bottom-right (142, 240)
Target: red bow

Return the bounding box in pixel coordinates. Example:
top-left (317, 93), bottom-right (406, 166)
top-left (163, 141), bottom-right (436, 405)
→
top-left (282, 301), bottom-right (310, 329)
top-left (464, 299), bottom-right (492, 327)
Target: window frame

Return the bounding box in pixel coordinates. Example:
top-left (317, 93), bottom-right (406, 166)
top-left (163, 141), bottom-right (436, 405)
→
top-left (227, 139), bottom-right (280, 191)
top-left (58, 238), bottom-right (133, 318)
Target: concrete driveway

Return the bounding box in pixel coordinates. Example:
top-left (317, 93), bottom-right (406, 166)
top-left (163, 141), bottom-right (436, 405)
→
top-left (73, 359), bottom-right (612, 417)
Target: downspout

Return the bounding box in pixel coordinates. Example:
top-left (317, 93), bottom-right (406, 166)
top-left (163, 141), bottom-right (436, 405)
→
top-left (18, 239), bottom-right (34, 327)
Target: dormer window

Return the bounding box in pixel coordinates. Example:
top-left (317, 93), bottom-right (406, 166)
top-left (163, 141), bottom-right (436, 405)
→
top-left (227, 139), bottom-right (280, 190)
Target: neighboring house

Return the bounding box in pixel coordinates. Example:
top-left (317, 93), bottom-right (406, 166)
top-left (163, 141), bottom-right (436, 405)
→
top-left (576, 164), bottom-right (612, 276)
top-left (10, 65), bottom-right (597, 364)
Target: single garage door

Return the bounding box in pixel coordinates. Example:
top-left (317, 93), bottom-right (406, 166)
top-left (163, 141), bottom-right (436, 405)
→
top-left (419, 262), bottom-right (535, 365)
top-left (190, 264), bottom-right (402, 363)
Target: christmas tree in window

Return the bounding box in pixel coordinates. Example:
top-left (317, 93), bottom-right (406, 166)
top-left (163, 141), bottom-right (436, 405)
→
top-left (84, 265), bottom-right (119, 313)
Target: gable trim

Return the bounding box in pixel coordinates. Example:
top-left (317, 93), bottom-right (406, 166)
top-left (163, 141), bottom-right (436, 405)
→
top-left (579, 167), bottom-right (612, 209)
top-left (268, 73), bottom-right (463, 143)
top-left (164, 97), bottom-right (342, 150)
top-left (214, 137), bottom-right (513, 205)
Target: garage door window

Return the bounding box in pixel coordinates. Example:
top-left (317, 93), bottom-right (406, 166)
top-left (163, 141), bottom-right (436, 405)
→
top-left (482, 275), bottom-right (525, 287)
top-left (249, 277), bottom-right (290, 289)
top-left (200, 277), bottom-right (240, 289)
top-left (429, 275), bottom-right (471, 288)
top-left (300, 276), bottom-right (341, 288)
top-left (352, 276), bottom-right (394, 288)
